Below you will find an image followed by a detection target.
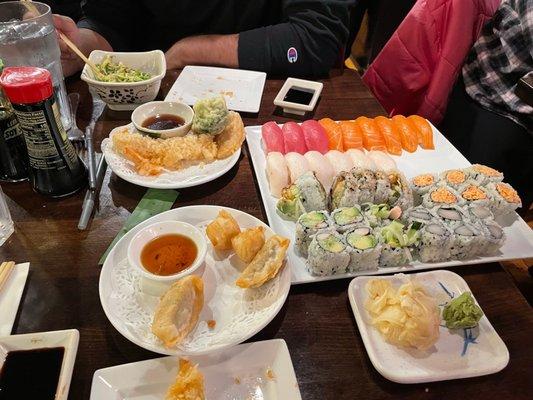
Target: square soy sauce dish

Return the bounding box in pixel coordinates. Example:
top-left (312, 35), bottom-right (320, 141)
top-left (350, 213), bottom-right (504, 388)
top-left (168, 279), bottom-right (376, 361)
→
top-left (274, 77), bottom-right (323, 116)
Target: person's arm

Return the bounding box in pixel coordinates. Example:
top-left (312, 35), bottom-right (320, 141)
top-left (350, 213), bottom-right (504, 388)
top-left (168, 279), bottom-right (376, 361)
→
top-left (165, 34), bottom-right (238, 70)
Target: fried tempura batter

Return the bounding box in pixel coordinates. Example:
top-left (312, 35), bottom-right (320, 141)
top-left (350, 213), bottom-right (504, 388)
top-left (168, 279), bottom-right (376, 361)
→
top-left (166, 359), bottom-right (205, 400)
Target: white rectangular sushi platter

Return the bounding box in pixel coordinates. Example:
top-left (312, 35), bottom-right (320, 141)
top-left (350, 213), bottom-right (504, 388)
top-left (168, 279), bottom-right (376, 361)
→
top-left (245, 123), bottom-right (533, 285)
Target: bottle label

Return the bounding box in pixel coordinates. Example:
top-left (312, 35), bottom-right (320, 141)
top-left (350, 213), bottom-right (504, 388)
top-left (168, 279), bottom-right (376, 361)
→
top-left (1, 113), bottom-right (22, 141)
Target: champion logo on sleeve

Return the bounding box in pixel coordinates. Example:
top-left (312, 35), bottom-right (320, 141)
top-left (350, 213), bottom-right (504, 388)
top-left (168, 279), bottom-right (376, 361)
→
top-left (287, 47), bottom-right (298, 63)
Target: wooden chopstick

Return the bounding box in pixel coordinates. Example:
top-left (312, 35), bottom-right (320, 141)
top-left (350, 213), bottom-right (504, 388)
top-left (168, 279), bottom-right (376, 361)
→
top-left (20, 0), bottom-right (103, 80)
top-left (0, 261), bottom-right (16, 292)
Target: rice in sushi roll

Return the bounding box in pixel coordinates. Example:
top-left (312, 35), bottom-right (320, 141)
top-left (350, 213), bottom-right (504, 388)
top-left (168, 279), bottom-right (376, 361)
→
top-left (458, 183), bottom-right (490, 207)
top-left (432, 204), bottom-right (469, 229)
top-left (479, 220), bottom-right (505, 255)
top-left (411, 173), bottom-right (438, 196)
top-left (376, 220), bottom-right (420, 268)
top-left (439, 169), bottom-right (467, 189)
top-left (295, 210), bottom-right (331, 257)
top-left (277, 171), bottom-right (328, 221)
top-left (373, 170), bottom-right (391, 204)
top-left (387, 170), bottom-right (414, 210)
top-left (449, 222), bottom-right (485, 259)
top-left (344, 227), bottom-right (381, 271)
top-left (486, 182), bottom-right (522, 216)
top-left (307, 232), bottom-right (350, 276)
top-left (416, 221), bottom-right (452, 263)
top-left (330, 206), bottom-right (366, 233)
top-left (330, 168), bottom-right (376, 209)
top-left (422, 186), bottom-right (463, 209)
top-left (466, 164), bottom-right (504, 185)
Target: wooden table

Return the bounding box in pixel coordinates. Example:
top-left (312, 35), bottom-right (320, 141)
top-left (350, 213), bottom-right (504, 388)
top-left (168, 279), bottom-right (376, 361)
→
top-left (1, 70), bottom-right (532, 399)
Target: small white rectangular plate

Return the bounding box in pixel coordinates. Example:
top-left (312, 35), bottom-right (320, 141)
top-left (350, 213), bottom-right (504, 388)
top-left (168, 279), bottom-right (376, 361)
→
top-left (165, 66), bottom-right (267, 113)
top-left (0, 262), bottom-right (29, 336)
top-left (245, 123), bottom-right (533, 284)
top-left (90, 339), bottom-right (301, 399)
top-left (0, 329), bottom-right (80, 399)
top-left (348, 270), bottom-right (509, 383)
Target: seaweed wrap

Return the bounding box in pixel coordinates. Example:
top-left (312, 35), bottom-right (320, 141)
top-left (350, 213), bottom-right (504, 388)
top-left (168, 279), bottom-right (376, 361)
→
top-left (307, 232), bottom-right (350, 276)
top-left (330, 168), bottom-right (376, 209)
top-left (330, 206), bottom-right (366, 233)
top-left (344, 227), bottom-right (381, 272)
top-left (295, 210), bottom-right (331, 257)
top-left (277, 171), bottom-right (328, 221)
top-left (486, 182), bottom-right (522, 216)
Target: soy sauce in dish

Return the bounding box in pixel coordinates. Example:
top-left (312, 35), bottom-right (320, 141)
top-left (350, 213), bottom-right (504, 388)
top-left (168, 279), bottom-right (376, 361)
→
top-left (142, 114), bottom-right (185, 130)
top-left (283, 86), bottom-right (315, 105)
top-left (0, 347), bottom-right (64, 400)
top-left (141, 234), bottom-right (197, 276)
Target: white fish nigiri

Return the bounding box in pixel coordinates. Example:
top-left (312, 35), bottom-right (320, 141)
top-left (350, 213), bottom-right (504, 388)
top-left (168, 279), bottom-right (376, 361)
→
top-left (325, 150), bottom-right (354, 175)
top-left (304, 151), bottom-right (335, 192)
top-left (284, 152), bottom-right (310, 183)
top-left (367, 150), bottom-right (397, 172)
top-left (345, 149), bottom-right (377, 171)
top-left (266, 152), bottom-right (289, 198)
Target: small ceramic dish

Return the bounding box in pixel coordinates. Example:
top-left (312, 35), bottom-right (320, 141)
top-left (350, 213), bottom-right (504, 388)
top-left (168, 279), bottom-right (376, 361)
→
top-left (127, 220), bottom-right (207, 296)
top-left (0, 329), bottom-right (79, 400)
top-left (131, 101), bottom-right (194, 138)
top-left (81, 50), bottom-right (166, 111)
top-left (273, 77), bottom-right (323, 116)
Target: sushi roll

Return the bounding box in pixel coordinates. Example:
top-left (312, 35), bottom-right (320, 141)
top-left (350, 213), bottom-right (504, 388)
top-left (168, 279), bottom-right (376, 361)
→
top-left (266, 152), bottom-right (289, 197)
top-left (345, 149), bottom-right (377, 170)
top-left (330, 206), bottom-right (366, 233)
top-left (466, 164), bottom-right (504, 185)
top-left (373, 171), bottom-right (391, 204)
top-left (411, 173), bottom-right (438, 196)
top-left (432, 204), bottom-right (469, 229)
top-left (479, 220), bottom-right (505, 255)
top-left (486, 182), bottom-right (522, 216)
top-left (307, 232), bottom-right (350, 276)
top-left (276, 171), bottom-right (328, 221)
top-left (465, 204), bottom-right (495, 221)
top-left (285, 152), bottom-right (310, 183)
top-left (361, 203), bottom-right (400, 228)
top-left (376, 220), bottom-right (420, 268)
top-left (458, 183), bottom-right (490, 207)
top-left (330, 168), bottom-right (376, 209)
top-left (416, 221), bottom-right (452, 263)
top-left (439, 169), bottom-right (467, 189)
top-left (450, 222), bottom-right (485, 259)
top-left (261, 121), bottom-right (285, 154)
top-left (403, 205), bottom-right (434, 225)
top-left (422, 186), bottom-right (463, 209)
top-left (387, 170), bottom-right (414, 210)
top-left (295, 210), bottom-right (331, 257)
top-left (325, 150), bottom-right (354, 175)
top-left (301, 120), bottom-right (329, 154)
top-left (367, 150), bottom-right (397, 172)
top-left (304, 151), bottom-right (335, 192)
top-left (344, 227), bottom-right (381, 272)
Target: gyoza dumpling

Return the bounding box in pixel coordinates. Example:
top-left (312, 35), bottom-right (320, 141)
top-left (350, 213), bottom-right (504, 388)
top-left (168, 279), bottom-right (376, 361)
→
top-left (151, 275), bottom-right (204, 348)
top-left (206, 210), bottom-right (241, 251)
top-left (231, 226), bottom-right (265, 263)
top-left (235, 235), bottom-right (289, 288)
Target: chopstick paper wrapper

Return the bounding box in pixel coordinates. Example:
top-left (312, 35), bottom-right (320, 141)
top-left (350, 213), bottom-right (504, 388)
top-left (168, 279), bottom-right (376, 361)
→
top-left (98, 188), bottom-right (179, 265)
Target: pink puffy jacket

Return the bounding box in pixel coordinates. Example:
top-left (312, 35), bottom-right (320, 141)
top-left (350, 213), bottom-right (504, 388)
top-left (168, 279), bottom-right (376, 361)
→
top-left (362, 0), bottom-right (500, 124)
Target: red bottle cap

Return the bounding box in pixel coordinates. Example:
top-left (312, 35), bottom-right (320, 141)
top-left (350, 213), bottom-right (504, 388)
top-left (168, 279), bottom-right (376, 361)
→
top-left (0, 66), bottom-right (53, 104)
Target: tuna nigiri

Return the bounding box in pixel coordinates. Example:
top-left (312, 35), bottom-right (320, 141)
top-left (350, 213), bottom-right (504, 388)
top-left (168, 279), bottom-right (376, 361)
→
top-left (266, 152), bottom-right (289, 197)
top-left (367, 150), bottom-right (397, 172)
top-left (284, 152), bottom-right (310, 183)
top-left (261, 121), bottom-right (285, 154)
top-left (318, 118), bottom-right (344, 151)
top-left (407, 115), bottom-right (435, 149)
top-left (304, 151), bottom-right (335, 191)
top-left (374, 116), bottom-right (402, 155)
top-left (325, 150), bottom-right (354, 175)
top-left (301, 120), bottom-right (329, 154)
top-left (345, 149), bottom-right (377, 170)
top-left (339, 120), bottom-right (363, 150)
top-left (391, 115), bottom-right (418, 152)
top-left (282, 122), bottom-right (307, 154)
top-left (355, 116), bottom-right (387, 152)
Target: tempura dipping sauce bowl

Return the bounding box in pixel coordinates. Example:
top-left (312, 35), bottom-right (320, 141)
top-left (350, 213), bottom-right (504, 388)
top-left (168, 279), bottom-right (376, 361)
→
top-left (131, 101), bottom-right (194, 139)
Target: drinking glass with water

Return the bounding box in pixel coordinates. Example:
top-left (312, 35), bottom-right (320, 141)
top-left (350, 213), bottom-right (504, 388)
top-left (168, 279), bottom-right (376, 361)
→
top-left (0, 1), bottom-right (71, 131)
top-left (0, 185), bottom-right (13, 246)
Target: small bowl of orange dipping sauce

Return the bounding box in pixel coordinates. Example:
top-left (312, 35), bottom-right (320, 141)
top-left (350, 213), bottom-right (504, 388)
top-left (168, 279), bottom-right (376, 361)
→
top-left (128, 221), bottom-right (207, 295)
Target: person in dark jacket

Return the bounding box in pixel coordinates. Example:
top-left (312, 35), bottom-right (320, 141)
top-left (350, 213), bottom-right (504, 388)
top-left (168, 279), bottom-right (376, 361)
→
top-left (54, 0), bottom-right (353, 78)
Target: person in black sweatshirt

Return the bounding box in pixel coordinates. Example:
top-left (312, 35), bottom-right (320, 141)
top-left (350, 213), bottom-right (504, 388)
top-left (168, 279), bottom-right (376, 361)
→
top-left (54, 0), bottom-right (354, 78)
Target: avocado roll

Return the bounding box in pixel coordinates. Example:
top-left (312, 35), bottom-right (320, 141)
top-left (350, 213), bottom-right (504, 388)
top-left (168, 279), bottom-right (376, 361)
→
top-left (307, 232), bottom-right (350, 276)
top-left (344, 227), bottom-right (381, 271)
top-left (450, 222), bottom-right (485, 259)
top-left (330, 206), bottom-right (366, 233)
top-left (373, 170), bottom-right (391, 204)
top-left (416, 221), bottom-right (452, 263)
top-left (486, 182), bottom-right (522, 216)
top-left (479, 220), bottom-right (505, 255)
top-left (466, 164), bottom-right (504, 185)
top-left (277, 171), bottom-right (328, 221)
top-left (439, 169), bottom-right (468, 189)
top-left (458, 183), bottom-right (490, 208)
top-left (387, 170), bottom-right (414, 210)
top-left (422, 186), bottom-right (463, 209)
top-left (295, 210), bottom-right (331, 257)
top-left (411, 173), bottom-right (438, 196)
top-left (376, 220), bottom-right (420, 268)
top-left (330, 168), bottom-right (376, 210)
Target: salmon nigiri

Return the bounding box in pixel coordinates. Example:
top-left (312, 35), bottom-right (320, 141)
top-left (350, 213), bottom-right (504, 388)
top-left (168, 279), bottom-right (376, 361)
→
top-left (374, 116), bottom-right (402, 155)
top-left (282, 122), bottom-right (307, 154)
top-left (339, 120), bottom-right (363, 149)
top-left (407, 115), bottom-right (435, 149)
top-left (261, 121), bottom-right (285, 154)
top-left (355, 116), bottom-right (386, 151)
top-left (391, 115), bottom-right (418, 153)
top-left (318, 118), bottom-right (344, 151)
top-left (301, 120), bottom-right (329, 154)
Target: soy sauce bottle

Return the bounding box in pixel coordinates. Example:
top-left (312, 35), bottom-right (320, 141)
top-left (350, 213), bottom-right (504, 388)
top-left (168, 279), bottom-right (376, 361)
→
top-left (0, 61), bottom-right (28, 182)
top-left (0, 67), bottom-right (86, 197)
